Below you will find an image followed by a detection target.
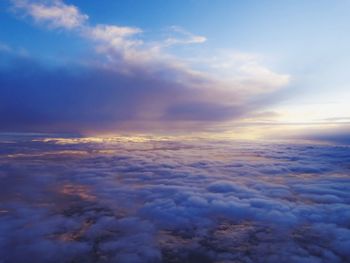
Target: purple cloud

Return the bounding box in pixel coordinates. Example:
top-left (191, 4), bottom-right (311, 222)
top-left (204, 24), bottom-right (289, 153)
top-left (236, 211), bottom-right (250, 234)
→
top-left (1, 135), bottom-right (349, 262)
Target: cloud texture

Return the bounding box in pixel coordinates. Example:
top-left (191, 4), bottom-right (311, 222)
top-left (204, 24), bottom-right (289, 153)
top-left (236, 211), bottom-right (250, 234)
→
top-left (0, 134), bottom-right (349, 262)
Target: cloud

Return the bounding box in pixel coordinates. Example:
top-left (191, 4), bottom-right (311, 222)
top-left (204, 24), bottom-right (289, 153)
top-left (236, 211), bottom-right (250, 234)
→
top-left (3, 0), bottom-right (290, 133)
top-left (302, 126), bottom-right (350, 145)
top-left (84, 24), bottom-right (143, 55)
top-left (11, 0), bottom-right (88, 29)
top-left (0, 135), bottom-right (349, 262)
top-left (86, 24), bottom-right (142, 43)
top-left (163, 26), bottom-right (207, 47)
top-left (0, 47), bottom-right (289, 134)
top-left (11, 0), bottom-right (146, 64)
top-left (270, 124), bottom-right (350, 145)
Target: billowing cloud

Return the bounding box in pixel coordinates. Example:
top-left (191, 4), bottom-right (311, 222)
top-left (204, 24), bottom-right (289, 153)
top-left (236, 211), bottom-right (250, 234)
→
top-left (0, 135), bottom-right (349, 262)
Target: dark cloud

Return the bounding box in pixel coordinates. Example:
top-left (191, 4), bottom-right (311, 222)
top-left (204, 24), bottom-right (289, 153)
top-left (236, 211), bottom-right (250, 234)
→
top-left (0, 50), bottom-right (288, 134)
top-left (0, 135), bottom-right (349, 262)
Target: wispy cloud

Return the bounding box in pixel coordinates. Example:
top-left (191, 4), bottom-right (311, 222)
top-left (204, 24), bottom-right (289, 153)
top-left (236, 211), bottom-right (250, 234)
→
top-left (11, 0), bottom-right (88, 29)
top-left (163, 26), bottom-right (207, 46)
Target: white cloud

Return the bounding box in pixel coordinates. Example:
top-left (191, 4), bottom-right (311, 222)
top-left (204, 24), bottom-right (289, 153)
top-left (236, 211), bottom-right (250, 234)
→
top-left (88, 24), bottom-right (141, 39)
top-left (85, 24), bottom-right (142, 47)
top-left (163, 26), bottom-right (207, 47)
top-left (11, 0), bottom-right (88, 29)
top-left (83, 24), bottom-right (145, 64)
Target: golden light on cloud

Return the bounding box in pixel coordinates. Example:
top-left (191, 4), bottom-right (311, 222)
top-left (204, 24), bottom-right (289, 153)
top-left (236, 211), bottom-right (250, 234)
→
top-left (34, 135), bottom-right (154, 144)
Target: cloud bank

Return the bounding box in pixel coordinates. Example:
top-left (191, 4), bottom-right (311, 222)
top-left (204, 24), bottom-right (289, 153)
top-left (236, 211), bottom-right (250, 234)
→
top-left (0, 0), bottom-right (290, 134)
top-left (0, 135), bottom-right (349, 262)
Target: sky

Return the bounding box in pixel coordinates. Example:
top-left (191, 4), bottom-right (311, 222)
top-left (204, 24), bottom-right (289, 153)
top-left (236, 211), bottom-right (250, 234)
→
top-left (0, 0), bottom-right (349, 142)
top-left (1, 2), bottom-right (350, 262)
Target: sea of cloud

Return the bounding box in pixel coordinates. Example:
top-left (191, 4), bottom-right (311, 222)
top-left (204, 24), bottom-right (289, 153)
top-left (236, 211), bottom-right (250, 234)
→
top-left (0, 134), bottom-right (349, 263)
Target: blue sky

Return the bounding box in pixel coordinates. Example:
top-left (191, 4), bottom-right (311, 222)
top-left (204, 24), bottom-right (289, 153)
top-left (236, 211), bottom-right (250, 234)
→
top-left (0, 0), bottom-right (349, 140)
top-left (2, 0), bottom-right (349, 62)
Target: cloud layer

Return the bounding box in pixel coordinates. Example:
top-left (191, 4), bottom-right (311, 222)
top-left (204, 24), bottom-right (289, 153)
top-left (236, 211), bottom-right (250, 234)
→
top-left (0, 134), bottom-right (349, 262)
